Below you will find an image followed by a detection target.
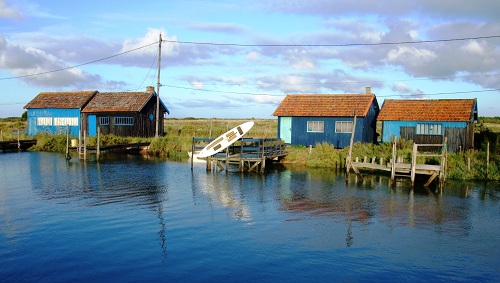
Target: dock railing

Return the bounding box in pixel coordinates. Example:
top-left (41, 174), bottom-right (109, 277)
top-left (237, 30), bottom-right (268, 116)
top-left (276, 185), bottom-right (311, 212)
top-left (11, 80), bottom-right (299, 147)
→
top-left (191, 137), bottom-right (287, 172)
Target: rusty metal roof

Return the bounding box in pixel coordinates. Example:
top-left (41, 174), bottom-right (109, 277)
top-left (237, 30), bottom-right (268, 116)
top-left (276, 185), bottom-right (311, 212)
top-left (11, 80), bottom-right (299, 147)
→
top-left (81, 91), bottom-right (156, 113)
top-left (378, 99), bottom-right (477, 122)
top-left (24, 91), bottom-right (97, 109)
top-left (272, 94), bottom-right (377, 117)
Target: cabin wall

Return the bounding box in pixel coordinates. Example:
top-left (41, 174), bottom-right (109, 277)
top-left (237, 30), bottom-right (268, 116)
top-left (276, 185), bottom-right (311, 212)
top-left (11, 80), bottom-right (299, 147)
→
top-left (26, 108), bottom-right (81, 136)
top-left (381, 120), bottom-right (473, 151)
top-left (282, 116), bottom-right (369, 148)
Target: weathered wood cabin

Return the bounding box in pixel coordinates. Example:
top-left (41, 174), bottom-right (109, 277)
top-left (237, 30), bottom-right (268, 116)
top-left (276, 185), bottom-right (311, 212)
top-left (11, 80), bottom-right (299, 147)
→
top-left (272, 88), bottom-right (379, 148)
top-left (81, 86), bottom-right (169, 137)
top-left (377, 99), bottom-right (478, 152)
top-left (24, 91), bottom-right (97, 136)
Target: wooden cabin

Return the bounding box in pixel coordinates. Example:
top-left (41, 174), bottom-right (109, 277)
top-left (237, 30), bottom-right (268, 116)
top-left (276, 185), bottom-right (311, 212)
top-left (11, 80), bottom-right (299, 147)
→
top-left (377, 99), bottom-right (478, 152)
top-left (81, 86), bottom-right (169, 137)
top-left (24, 91), bottom-right (97, 136)
top-left (272, 88), bottom-right (379, 148)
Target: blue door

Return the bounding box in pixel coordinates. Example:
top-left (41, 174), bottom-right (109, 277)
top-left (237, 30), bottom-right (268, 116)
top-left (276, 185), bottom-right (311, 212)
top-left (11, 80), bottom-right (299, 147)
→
top-left (279, 117), bottom-right (292, 144)
top-left (88, 115), bottom-right (97, 137)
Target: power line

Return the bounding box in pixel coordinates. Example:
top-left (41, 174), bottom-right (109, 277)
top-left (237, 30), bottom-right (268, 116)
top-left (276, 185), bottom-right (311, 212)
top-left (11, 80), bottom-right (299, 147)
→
top-left (164, 35), bottom-right (500, 47)
top-left (163, 84), bottom-right (499, 97)
top-left (0, 41), bottom-right (159, 81)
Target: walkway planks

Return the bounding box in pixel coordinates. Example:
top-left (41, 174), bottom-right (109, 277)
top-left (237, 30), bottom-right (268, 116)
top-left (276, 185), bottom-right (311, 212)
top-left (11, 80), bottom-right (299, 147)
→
top-left (0, 140), bottom-right (37, 152)
top-left (191, 137), bottom-right (287, 172)
top-left (346, 137), bottom-right (447, 188)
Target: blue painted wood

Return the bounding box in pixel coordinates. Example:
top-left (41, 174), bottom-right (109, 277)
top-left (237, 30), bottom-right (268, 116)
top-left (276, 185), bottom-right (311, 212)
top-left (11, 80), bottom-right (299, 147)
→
top-left (27, 108), bottom-right (81, 136)
top-left (88, 115), bottom-right (97, 137)
top-left (276, 99), bottom-right (379, 148)
top-left (381, 120), bottom-right (468, 143)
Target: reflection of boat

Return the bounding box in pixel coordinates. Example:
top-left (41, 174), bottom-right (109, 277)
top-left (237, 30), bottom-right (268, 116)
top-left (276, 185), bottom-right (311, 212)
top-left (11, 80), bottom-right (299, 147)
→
top-left (187, 151), bottom-right (206, 163)
top-left (197, 121), bottom-right (254, 158)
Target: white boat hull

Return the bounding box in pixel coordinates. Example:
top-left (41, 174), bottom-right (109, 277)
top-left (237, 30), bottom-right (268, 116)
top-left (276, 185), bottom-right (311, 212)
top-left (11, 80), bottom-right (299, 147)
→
top-left (196, 121), bottom-right (254, 158)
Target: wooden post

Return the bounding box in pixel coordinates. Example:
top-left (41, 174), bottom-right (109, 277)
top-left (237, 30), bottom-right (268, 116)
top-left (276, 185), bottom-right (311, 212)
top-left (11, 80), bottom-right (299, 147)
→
top-left (441, 137), bottom-right (448, 186)
top-left (345, 114), bottom-right (357, 175)
top-left (191, 136), bottom-right (195, 170)
top-left (468, 157), bottom-right (471, 172)
top-left (65, 125), bottom-right (70, 160)
top-left (391, 136), bottom-right (396, 181)
top-left (411, 143), bottom-right (417, 188)
top-left (260, 138), bottom-right (266, 173)
top-left (96, 127), bottom-right (100, 161)
top-left (78, 129), bottom-right (81, 159)
top-left (486, 142), bottom-right (490, 179)
top-left (239, 140), bottom-right (244, 172)
top-left (206, 156), bottom-right (211, 171)
top-left (17, 129), bottom-right (20, 150)
top-left (83, 130), bottom-right (87, 160)
top-left (225, 146), bottom-right (229, 172)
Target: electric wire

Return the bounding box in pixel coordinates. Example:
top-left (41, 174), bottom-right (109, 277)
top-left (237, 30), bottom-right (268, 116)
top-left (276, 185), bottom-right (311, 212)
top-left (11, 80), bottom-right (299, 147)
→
top-left (0, 41), bottom-right (159, 81)
top-left (164, 35), bottom-right (500, 47)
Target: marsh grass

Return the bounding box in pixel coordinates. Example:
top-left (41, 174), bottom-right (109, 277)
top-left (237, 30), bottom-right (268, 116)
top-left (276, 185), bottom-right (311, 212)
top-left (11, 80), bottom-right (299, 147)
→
top-left (2, 117), bottom-right (499, 180)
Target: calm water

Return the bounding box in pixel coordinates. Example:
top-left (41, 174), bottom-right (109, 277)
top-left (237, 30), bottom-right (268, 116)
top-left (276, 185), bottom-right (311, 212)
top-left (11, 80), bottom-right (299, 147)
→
top-left (0, 152), bottom-right (499, 282)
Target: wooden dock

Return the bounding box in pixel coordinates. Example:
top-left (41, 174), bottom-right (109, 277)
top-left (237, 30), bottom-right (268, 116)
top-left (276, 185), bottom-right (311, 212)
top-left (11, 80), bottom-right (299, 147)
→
top-left (191, 137), bottom-right (287, 172)
top-left (346, 137), bottom-right (447, 188)
top-left (74, 142), bottom-right (150, 160)
top-left (0, 140), bottom-right (37, 152)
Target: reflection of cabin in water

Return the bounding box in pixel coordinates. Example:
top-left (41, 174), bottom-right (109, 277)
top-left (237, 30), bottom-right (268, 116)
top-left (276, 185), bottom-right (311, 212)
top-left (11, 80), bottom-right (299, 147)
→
top-left (81, 86), bottom-right (169, 137)
top-left (378, 99), bottom-right (478, 152)
top-left (272, 87), bottom-right (379, 148)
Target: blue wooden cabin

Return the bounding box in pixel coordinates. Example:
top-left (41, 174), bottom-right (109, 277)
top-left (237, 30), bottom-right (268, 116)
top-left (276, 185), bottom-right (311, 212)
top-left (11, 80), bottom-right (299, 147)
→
top-left (377, 99), bottom-right (478, 152)
top-left (272, 89), bottom-right (379, 148)
top-left (24, 91), bottom-right (97, 136)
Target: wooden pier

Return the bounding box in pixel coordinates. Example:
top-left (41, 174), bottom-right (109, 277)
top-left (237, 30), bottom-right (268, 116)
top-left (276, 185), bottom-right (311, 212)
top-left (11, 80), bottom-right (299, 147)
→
top-left (0, 139), bottom-right (37, 152)
top-left (191, 137), bottom-right (287, 172)
top-left (346, 137), bottom-right (447, 188)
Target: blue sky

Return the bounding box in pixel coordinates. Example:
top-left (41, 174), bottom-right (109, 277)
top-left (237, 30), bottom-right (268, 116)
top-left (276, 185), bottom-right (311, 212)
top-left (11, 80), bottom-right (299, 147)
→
top-left (0, 0), bottom-right (499, 118)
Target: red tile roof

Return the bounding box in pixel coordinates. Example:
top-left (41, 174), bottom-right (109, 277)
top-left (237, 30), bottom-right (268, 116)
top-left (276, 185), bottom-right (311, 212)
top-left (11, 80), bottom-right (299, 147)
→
top-left (81, 91), bottom-right (154, 112)
top-left (24, 91), bottom-right (97, 109)
top-left (272, 94), bottom-right (376, 117)
top-left (378, 99), bottom-right (476, 122)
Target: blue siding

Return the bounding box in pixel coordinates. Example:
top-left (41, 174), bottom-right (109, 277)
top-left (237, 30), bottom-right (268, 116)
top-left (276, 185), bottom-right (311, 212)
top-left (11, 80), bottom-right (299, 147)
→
top-left (27, 108), bottom-right (81, 136)
top-left (381, 120), bottom-right (467, 142)
top-left (276, 99), bottom-right (378, 148)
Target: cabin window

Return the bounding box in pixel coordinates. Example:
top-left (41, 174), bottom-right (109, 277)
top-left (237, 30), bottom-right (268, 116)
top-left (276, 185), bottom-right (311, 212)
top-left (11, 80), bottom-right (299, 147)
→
top-left (37, 117), bottom-right (52, 126)
top-left (335, 121), bottom-right (353, 133)
top-left (54, 117), bottom-right (78, 126)
top-left (114, 117), bottom-right (134, 126)
top-left (416, 123), bottom-right (442, 135)
top-left (307, 121), bottom-right (324, 133)
top-left (99, 117), bottom-right (110, 125)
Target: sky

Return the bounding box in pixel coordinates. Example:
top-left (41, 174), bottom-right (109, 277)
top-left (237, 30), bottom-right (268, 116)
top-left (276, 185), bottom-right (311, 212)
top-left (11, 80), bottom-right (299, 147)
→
top-left (0, 0), bottom-right (499, 118)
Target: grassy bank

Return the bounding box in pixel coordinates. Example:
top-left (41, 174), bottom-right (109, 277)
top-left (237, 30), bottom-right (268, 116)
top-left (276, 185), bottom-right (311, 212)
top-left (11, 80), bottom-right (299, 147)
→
top-left (1, 117), bottom-right (499, 180)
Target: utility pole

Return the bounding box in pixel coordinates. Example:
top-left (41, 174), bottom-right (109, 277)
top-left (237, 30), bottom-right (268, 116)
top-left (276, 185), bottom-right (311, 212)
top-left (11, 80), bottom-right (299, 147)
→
top-left (155, 33), bottom-right (162, 137)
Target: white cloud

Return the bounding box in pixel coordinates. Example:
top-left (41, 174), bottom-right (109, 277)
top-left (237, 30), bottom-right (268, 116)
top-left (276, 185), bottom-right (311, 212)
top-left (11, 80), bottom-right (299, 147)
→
top-left (0, 0), bottom-right (22, 19)
top-left (191, 81), bottom-right (204, 89)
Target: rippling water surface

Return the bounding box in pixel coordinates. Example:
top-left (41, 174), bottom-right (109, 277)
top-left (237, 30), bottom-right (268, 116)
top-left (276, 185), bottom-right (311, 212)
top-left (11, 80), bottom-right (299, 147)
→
top-left (0, 152), bottom-right (499, 282)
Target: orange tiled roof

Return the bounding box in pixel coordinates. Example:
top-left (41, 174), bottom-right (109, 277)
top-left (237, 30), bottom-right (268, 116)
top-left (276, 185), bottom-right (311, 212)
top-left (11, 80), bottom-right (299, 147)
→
top-left (81, 91), bottom-right (154, 112)
top-left (272, 94), bottom-right (376, 117)
top-left (378, 99), bottom-right (476, 122)
top-left (24, 91), bottom-right (97, 109)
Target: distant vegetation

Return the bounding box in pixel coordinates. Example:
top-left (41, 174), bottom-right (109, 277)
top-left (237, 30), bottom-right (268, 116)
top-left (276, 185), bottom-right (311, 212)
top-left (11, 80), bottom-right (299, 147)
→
top-left (1, 116), bottom-right (498, 180)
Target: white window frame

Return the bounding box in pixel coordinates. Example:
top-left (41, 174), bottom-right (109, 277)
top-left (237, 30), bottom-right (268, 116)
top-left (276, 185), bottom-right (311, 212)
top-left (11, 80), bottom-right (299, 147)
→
top-left (335, 121), bottom-right (353, 133)
top-left (307, 121), bottom-right (324, 133)
top-left (53, 117), bottom-right (78, 126)
top-left (37, 117), bottom-right (52, 126)
top-left (416, 123), bottom-right (442, 135)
